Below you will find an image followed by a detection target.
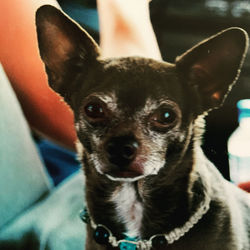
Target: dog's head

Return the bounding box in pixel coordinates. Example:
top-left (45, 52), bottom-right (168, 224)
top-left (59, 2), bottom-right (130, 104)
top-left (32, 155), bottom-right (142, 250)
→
top-left (36, 5), bottom-right (248, 182)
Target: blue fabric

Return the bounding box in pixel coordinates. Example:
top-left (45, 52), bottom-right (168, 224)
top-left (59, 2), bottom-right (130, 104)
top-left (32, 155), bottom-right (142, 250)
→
top-left (0, 64), bottom-right (52, 229)
top-left (0, 172), bottom-right (86, 250)
top-left (0, 64), bottom-right (86, 249)
top-left (37, 139), bottom-right (81, 185)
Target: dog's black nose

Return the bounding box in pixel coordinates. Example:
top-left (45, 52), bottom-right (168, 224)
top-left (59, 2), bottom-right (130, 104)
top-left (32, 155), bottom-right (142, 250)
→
top-left (105, 136), bottom-right (139, 166)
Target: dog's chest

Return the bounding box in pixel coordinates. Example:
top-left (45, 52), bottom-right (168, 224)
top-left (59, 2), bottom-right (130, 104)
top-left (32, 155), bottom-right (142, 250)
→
top-left (111, 183), bottom-right (143, 238)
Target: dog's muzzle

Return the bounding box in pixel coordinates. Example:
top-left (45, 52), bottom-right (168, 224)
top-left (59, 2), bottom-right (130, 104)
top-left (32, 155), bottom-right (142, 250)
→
top-left (104, 135), bottom-right (143, 178)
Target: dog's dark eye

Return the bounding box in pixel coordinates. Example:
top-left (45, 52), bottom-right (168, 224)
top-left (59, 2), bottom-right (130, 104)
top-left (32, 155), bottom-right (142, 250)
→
top-left (84, 101), bottom-right (107, 122)
top-left (151, 108), bottom-right (177, 128)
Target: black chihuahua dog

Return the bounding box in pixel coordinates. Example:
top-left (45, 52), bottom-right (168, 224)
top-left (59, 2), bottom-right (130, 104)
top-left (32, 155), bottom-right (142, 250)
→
top-left (36, 5), bottom-right (250, 250)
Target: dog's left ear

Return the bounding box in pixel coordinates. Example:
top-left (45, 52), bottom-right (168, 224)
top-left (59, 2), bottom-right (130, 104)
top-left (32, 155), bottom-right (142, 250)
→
top-left (176, 27), bottom-right (248, 112)
top-left (36, 5), bottom-right (100, 101)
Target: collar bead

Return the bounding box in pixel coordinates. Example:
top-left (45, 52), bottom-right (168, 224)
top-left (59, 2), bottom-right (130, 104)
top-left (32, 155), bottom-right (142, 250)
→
top-left (151, 235), bottom-right (168, 249)
top-left (93, 225), bottom-right (110, 245)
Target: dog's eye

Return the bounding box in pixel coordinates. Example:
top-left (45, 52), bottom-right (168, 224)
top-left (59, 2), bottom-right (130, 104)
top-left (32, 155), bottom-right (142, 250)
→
top-left (84, 101), bottom-right (107, 122)
top-left (150, 108), bottom-right (177, 128)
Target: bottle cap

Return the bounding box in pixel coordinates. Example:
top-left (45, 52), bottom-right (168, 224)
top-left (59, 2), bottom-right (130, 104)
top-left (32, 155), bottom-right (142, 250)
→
top-left (237, 99), bottom-right (250, 122)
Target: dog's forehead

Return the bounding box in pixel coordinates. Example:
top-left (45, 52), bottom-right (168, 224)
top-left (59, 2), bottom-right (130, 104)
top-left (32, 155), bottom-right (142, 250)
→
top-left (98, 57), bottom-right (183, 111)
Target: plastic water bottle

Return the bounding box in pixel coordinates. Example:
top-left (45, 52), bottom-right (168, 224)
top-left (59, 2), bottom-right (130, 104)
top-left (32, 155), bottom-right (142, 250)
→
top-left (228, 99), bottom-right (250, 185)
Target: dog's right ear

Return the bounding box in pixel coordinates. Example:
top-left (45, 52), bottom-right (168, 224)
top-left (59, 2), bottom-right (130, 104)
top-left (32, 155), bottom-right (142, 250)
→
top-left (36, 5), bottom-right (100, 100)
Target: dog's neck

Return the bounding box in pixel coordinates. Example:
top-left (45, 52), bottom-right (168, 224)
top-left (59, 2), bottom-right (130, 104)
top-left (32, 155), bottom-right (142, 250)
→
top-left (81, 140), bottom-right (211, 241)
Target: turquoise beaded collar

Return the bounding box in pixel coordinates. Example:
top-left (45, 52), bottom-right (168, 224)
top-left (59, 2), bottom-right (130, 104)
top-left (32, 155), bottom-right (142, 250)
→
top-left (80, 193), bottom-right (210, 250)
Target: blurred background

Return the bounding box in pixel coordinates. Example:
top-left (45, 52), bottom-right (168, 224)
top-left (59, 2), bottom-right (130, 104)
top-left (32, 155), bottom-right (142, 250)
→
top-left (57, 0), bottom-right (250, 180)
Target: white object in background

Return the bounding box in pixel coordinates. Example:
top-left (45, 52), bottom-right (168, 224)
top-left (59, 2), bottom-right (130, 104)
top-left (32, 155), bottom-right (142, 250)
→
top-left (228, 99), bottom-right (250, 184)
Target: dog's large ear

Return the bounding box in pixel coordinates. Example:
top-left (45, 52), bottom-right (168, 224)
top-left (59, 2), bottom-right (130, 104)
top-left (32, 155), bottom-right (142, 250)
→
top-left (36, 5), bottom-right (100, 100)
top-left (176, 27), bottom-right (248, 113)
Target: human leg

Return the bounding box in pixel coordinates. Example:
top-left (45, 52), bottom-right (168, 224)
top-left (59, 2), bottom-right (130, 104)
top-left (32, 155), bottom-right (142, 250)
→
top-left (97, 0), bottom-right (162, 60)
top-left (0, 64), bottom-right (52, 229)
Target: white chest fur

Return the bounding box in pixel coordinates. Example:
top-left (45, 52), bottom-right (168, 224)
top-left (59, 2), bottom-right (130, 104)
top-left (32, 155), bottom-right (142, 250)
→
top-left (111, 183), bottom-right (143, 238)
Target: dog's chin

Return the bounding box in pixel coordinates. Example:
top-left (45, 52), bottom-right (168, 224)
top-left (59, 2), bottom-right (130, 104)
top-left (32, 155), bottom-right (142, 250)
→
top-left (104, 161), bottom-right (145, 182)
top-left (91, 155), bottom-right (163, 182)
top-left (105, 163), bottom-right (164, 182)
top-left (105, 172), bottom-right (145, 182)
top-left (94, 160), bottom-right (145, 182)
top-left (105, 168), bottom-right (143, 182)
